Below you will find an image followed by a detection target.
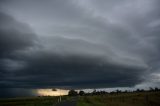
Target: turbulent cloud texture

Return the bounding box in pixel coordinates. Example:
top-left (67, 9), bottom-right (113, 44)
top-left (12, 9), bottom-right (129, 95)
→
top-left (0, 0), bottom-right (160, 97)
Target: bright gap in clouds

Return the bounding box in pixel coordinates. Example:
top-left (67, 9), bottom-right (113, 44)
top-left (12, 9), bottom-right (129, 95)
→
top-left (37, 89), bottom-right (69, 96)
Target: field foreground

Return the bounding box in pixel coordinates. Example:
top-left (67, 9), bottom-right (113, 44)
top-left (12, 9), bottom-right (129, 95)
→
top-left (77, 92), bottom-right (160, 106)
top-left (0, 92), bottom-right (160, 106)
top-left (0, 96), bottom-right (67, 106)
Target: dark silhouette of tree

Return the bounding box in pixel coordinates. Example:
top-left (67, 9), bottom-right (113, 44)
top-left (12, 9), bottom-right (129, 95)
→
top-left (68, 89), bottom-right (78, 96)
top-left (136, 89), bottom-right (140, 92)
top-left (116, 89), bottom-right (122, 94)
top-left (124, 90), bottom-right (128, 93)
top-left (79, 90), bottom-right (85, 96)
top-left (136, 89), bottom-right (144, 92)
top-left (92, 89), bottom-right (97, 95)
top-left (154, 87), bottom-right (160, 91)
top-left (77, 87), bottom-right (160, 97)
top-left (149, 87), bottom-right (154, 92)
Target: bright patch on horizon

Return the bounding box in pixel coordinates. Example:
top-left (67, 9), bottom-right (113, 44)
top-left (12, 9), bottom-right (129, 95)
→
top-left (37, 89), bottom-right (69, 96)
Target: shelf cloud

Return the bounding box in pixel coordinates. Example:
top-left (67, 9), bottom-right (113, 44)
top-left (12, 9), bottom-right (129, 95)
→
top-left (0, 0), bottom-right (160, 97)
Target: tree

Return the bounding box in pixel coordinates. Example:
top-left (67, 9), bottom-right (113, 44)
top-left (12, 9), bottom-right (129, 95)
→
top-left (92, 89), bottom-right (97, 95)
top-left (68, 89), bottom-right (78, 96)
top-left (149, 87), bottom-right (154, 92)
top-left (154, 87), bottom-right (159, 91)
top-left (116, 89), bottom-right (122, 93)
top-left (136, 89), bottom-right (140, 92)
top-left (79, 90), bottom-right (85, 96)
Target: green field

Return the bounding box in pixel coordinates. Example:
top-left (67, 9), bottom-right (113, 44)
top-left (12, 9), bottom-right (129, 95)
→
top-left (77, 92), bottom-right (160, 106)
top-left (0, 96), bottom-right (69, 106)
top-left (0, 92), bottom-right (160, 106)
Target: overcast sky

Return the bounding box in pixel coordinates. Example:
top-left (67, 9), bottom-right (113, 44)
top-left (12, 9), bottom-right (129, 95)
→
top-left (0, 0), bottom-right (160, 98)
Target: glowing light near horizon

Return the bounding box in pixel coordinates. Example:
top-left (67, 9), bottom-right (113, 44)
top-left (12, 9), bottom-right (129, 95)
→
top-left (37, 89), bottom-right (69, 96)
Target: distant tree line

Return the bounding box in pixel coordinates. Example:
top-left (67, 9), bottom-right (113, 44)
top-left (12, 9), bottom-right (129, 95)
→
top-left (68, 87), bottom-right (160, 96)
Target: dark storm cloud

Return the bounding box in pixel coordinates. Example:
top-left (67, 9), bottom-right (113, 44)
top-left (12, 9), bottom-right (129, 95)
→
top-left (0, 11), bottom-right (37, 89)
top-left (0, 12), bottom-right (38, 97)
top-left (0, 88), bottom-right (37, 98)
top-left (0, 36), bottom-right (146, 89)
top-left (0, 11), bottom-right (37, 58)
top-left (0, 0), bottom-right (160, 98)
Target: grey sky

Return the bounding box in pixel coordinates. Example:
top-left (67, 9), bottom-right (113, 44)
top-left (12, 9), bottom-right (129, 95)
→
top-left (0, 0), bottom-right (160, 97)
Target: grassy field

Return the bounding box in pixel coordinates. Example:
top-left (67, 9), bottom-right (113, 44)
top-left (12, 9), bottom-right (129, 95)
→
top-left (0, 96), bottom-right (69, 106)
top-left (1, 92), bottom-right (160, 106)
top-left (77, 92), bottom-right (160, 106)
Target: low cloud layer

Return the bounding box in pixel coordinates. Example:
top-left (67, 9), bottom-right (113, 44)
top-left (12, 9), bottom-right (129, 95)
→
top-left (0, 0), bottom-right (160, 97)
